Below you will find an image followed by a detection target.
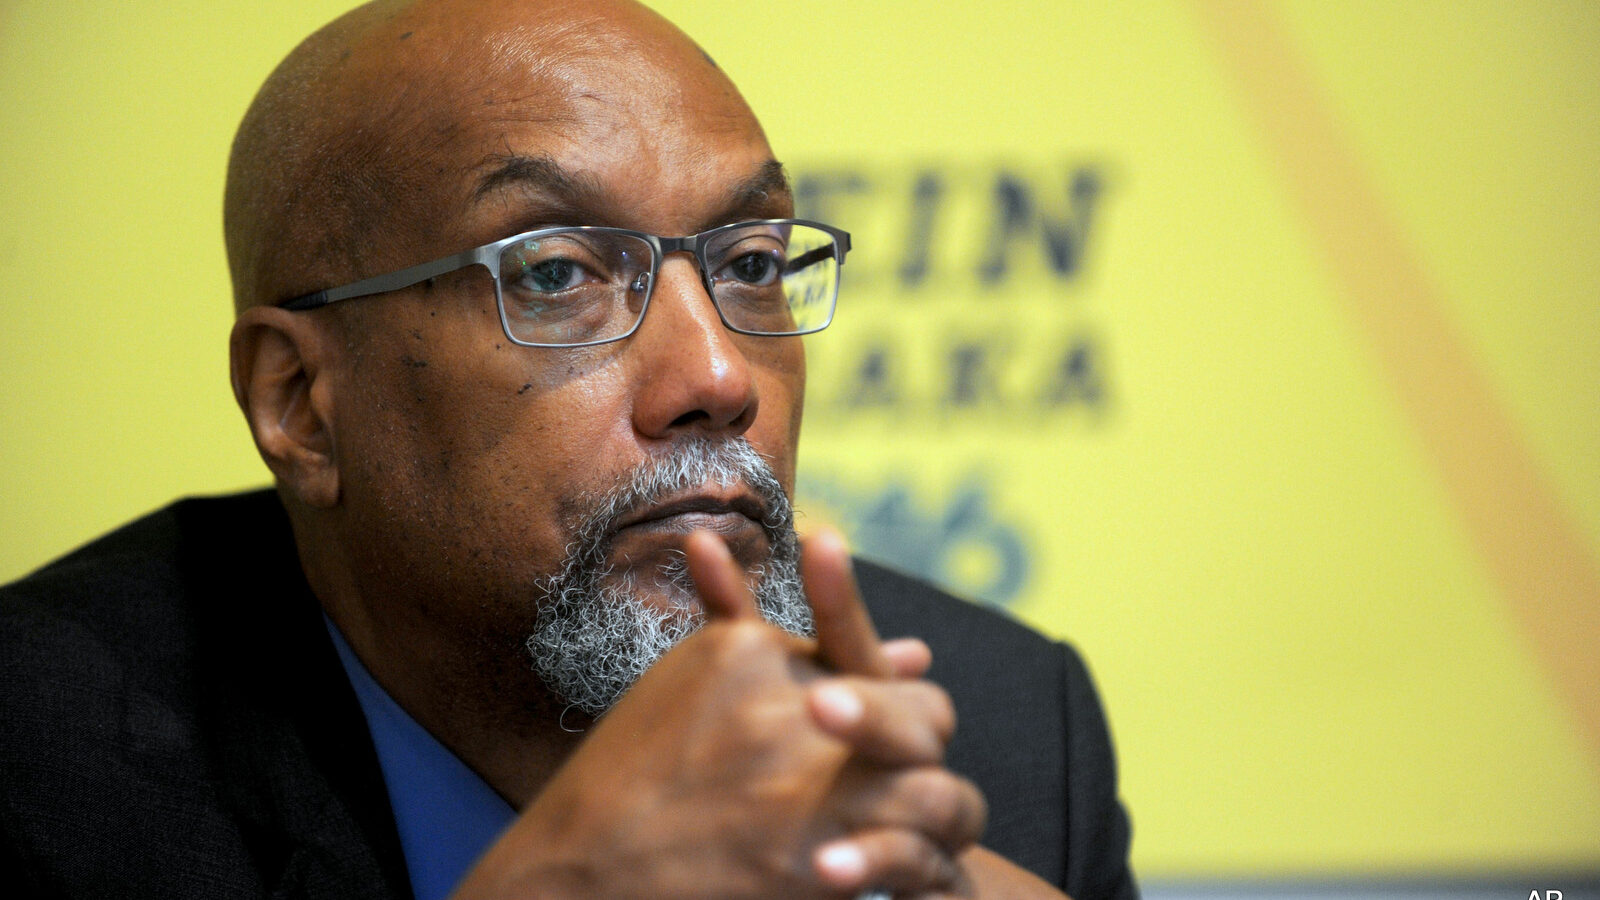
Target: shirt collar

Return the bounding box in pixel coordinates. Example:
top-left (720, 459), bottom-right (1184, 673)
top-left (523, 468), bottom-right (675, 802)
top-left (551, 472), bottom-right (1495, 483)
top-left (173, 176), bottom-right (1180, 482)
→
top-left (324, 618), bottom-right (518, 900)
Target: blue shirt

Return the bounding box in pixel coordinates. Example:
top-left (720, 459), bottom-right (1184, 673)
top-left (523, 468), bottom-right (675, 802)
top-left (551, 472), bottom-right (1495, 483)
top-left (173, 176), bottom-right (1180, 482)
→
top-left (325, 620), bottom-right (518, 900)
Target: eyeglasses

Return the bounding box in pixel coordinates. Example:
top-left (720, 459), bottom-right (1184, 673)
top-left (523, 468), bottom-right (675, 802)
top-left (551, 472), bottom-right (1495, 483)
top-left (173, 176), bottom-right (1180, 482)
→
top-left (278, 218), bottom-right (850, 348)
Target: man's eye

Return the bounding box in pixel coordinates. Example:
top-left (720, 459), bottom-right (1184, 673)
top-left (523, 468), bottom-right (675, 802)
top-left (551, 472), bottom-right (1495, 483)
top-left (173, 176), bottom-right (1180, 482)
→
top-left (724, 251), bottom-right (780, 286)
top-left (518, 257), bottom-right (586, 292)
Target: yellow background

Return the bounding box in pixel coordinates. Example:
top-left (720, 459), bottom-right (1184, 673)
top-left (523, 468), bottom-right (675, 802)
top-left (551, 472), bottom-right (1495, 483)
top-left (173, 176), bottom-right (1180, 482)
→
top-left (2, 0), bottom-right (1596, 882)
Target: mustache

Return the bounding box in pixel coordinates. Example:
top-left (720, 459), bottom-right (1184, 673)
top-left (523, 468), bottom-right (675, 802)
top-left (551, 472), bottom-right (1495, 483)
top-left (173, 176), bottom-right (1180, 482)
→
top-left (555, 436), bottom-right (795, 572)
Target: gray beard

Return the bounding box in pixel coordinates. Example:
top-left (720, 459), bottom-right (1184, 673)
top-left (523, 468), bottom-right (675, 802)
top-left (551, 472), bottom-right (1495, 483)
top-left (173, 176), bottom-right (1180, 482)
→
top-left (525, 437), bottom-right (815, 717)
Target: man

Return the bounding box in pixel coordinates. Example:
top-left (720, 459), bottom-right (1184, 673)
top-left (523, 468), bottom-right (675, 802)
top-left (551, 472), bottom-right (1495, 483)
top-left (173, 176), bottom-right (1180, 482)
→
top-left (0, 1), bottom-right (1135, 897)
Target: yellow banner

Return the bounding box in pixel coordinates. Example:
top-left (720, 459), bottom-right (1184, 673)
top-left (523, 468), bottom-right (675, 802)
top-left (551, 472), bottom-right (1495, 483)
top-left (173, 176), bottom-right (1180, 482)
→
top-left (1, 0), bottom-right (1595, 880)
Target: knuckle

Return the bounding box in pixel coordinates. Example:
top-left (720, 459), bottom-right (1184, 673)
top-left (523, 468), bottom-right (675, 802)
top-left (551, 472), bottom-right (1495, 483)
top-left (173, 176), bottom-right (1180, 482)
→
top-left (858, 829), bottom-right (960, 892)
top-left (894, 682), bottom-right (955, 740)
top-left (903, 769), bottom-right (985, 848)
top-left (871, 683), bottom-right (952, 763)
top-left (919, 683), bottom-right (957, 741)
top-left (913, 771), bottom-right (959, 826)
top-left (909, 833), bottom-right (960, 889)
top-left (957, 777), bottom-right (988, 843)
top-left (712, 618), bottom-right (781, 660)
top-left (756, 841), bottom-right (805, 888)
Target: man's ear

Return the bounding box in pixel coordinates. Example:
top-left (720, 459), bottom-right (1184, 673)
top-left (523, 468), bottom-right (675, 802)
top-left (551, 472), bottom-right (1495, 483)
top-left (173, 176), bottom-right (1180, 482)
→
top-left (230, 307), bottom-right (341, 508)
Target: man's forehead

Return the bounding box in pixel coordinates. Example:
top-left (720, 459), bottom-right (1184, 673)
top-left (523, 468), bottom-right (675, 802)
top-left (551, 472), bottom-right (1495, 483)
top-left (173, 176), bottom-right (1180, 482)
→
top-left (376, 1), bottom-right (776, 214)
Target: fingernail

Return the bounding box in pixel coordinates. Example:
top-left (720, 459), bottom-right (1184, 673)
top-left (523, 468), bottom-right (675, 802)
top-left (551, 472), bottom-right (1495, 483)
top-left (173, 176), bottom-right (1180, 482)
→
top-left (815, 841), bottom-right (866, 883)
top-left (812, 681), bottom-right (864, 728)
top-left (809, 525), bottom-right (848, 557)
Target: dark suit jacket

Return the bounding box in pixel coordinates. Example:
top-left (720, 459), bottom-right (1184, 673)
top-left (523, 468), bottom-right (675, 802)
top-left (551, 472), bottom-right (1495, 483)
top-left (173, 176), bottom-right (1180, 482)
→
top-left (0, 491), bottom-right (1135, 899)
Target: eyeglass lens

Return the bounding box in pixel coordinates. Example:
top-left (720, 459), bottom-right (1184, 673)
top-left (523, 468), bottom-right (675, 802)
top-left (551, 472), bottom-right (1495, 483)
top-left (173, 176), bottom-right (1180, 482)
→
top-left (496, 222), bottom-right (840, 346)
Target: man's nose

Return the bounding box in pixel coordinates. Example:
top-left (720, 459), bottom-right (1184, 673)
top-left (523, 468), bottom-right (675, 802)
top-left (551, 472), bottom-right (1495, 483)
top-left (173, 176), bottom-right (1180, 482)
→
top-left (626, 253), bottom-right (758, 440)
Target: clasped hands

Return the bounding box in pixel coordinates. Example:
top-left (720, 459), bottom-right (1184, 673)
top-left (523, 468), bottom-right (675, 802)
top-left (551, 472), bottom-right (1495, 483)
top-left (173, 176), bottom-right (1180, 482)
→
top-left (455, 528), bottom-right (1061, 899)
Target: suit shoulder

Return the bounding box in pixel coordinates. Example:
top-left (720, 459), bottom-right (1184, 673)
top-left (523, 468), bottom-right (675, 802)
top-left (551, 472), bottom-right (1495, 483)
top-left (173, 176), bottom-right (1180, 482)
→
top-left (2, 501), bottom-right (187, 651)
top-left (3, 491), bottom-right (283, 609)
top-left (0, 490), bottom-right (285, 691)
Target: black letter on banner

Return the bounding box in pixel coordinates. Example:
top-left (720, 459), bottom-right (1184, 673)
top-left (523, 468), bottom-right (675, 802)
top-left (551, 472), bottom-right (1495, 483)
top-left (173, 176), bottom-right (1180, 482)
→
top-left (977, 167), bottom-right (1103, 286)
top-left (943, 339), bottom-right (1005, 410)
top-left (842, 342), bottom-right (900, 409)
top-left (899, 171), bottom-right (943, 289)
top-left (1039, 336), bottom-right (1107, 413)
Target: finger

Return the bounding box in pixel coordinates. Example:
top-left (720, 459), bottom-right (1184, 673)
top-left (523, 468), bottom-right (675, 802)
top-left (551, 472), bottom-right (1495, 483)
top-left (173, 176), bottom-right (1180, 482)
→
top-left (684, 529), bottom-right (761, 621)
top-left (831, 766), bottom-right (987, 854)
top-left (957, 845), bottom-right (1062, 898)
top-left (802, 526), bottom-right (892, 677)
top-left (813, 829), bottom-right (970, 896)
top-left (807, 677), bottom-right (956, 766)
top-left (880, 638), bottom-right (932, 678)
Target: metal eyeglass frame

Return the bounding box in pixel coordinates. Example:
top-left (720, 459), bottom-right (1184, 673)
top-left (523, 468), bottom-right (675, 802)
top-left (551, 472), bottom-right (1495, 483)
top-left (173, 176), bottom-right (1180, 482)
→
top-left (277, 218), bottom-right (851, 348)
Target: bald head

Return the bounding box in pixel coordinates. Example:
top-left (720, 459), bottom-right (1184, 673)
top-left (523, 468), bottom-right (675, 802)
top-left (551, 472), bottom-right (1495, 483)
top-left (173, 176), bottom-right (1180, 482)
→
top-left (224, 0), bottom-right (758, 313)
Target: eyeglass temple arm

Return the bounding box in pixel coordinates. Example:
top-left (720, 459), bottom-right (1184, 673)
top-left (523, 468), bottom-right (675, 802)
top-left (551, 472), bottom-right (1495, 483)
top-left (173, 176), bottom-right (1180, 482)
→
top-left (278, 246), bottom-right (487, 310)
top-left (783, 236), bottom-right (850, 276)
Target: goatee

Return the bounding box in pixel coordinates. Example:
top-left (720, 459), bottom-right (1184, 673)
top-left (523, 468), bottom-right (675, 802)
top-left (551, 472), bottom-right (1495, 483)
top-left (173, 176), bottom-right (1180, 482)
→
top-left (525, 437), bottom-right (814, 717)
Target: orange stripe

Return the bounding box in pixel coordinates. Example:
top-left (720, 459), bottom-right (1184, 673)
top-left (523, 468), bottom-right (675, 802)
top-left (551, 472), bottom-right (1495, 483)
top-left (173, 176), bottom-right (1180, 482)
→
top-left (1192, 0), bottom-right (1600, 761)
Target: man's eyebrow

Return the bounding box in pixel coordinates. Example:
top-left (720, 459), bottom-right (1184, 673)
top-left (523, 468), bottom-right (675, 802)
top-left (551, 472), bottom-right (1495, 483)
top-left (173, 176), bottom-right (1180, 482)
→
top-left (717, 159), bottom-right (793, 224)
top-left (472, 153), bottom-right (601, 206)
